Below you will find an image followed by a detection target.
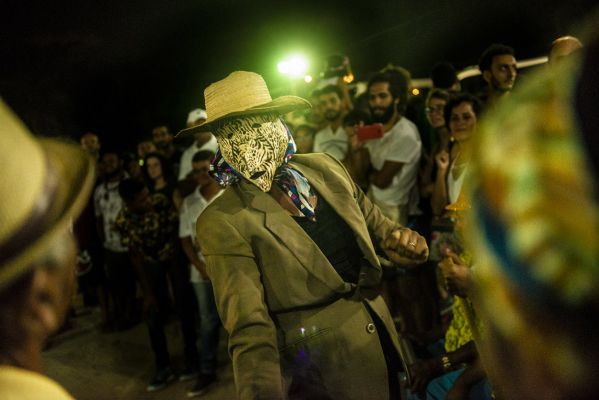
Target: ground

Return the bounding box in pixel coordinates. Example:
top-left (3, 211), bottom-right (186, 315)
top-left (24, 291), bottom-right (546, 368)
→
top-left (43, 307), bottom-right (236, 400)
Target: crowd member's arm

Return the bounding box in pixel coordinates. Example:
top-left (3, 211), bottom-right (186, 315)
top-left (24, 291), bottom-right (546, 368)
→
top-left (446, 358), bottom-right (487, 400)
top-left (409, 341), bottom-right (478, 394)
top-left (431, 150), bottom-right (450, 216)
top-left (179, 200), bottom-right (209, 280)
top-left (370, 160), bottom-right (403, 189)
top-left (180, 236), bottom-right (208, 280)
top-left (343, 128), bottom-right (371, 189)
top-left (198, 214), bottom-right (284, 400)
top-left (441, 249), bottom-right (473, 298)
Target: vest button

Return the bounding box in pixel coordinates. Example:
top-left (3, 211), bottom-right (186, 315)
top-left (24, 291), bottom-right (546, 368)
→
top-left (366, 323), bottom-right (376, 334)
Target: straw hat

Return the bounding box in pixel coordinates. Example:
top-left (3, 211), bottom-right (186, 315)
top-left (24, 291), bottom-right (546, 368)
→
top-left (0, 100), bottom-right (95, 291)
top-left (178, 71), bottom-right (311, 136)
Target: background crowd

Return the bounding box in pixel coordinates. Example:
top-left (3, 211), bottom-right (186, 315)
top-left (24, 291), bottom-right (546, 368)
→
top-left (67, 34), bottom-right (586, 400)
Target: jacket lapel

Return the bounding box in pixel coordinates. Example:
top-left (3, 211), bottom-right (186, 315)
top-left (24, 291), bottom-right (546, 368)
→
top-left (237, 158), bottom-right (381, 292)
top-left (290, 161), bottom-right (381, 272)
top-left (237, 180), bottom-right (348, 293)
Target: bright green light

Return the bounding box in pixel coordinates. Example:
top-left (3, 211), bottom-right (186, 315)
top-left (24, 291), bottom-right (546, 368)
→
top-left (277, 55), bottom-right (308, 78)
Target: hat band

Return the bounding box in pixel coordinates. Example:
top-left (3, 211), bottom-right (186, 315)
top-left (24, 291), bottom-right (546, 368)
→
top-left (0, 155), bottom-right (59, 267)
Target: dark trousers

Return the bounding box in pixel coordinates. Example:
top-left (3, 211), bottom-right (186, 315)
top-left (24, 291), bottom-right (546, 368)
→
top-left (145, 259), bottom-right (199, 369)
top-left (104, 249), bottom-right (136, 328)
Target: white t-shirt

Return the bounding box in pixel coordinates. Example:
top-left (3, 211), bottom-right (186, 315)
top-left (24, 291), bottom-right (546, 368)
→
top-left (178, 135), bottom-right (219, 180)
top-left (365, 117), bottom-right (422, 206)
top-left (313, 125), bottom-right (348, 161)
top-left (94, 177), bottom-right (128, 252)
top-left (179, 186), bottom-right (224, 282)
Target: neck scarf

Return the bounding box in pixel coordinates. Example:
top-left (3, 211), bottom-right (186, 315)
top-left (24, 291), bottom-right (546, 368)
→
top-left (209, 125), bottom-right (317, 220)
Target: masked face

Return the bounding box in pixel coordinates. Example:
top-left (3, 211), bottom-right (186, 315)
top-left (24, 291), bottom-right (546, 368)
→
top-left (214, 113), bottom-right (288, 192)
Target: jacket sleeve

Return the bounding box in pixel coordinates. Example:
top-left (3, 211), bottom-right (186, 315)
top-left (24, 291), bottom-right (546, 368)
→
top-left (197, 213), bottom-right (284, 400)
top-left (322, 153), bottom-right (399, 242)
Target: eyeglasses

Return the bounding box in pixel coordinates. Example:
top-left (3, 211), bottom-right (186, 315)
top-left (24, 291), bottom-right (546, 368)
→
top-left (425, 106), bottom-right (444, 114)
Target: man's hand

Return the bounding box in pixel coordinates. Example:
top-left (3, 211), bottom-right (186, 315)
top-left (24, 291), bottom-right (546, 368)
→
top-left (440, 249), bottom-right (472, 297)
top-left (381, 228), bottom-right (428, 265)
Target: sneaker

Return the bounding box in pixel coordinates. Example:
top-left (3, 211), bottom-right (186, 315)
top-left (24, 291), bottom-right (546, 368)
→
top-left (178, 365), bottom-right (199, 382)
top-left (187, 373), bottom-right (216, 397)
top-left (146, 366), bottom-right (176, 392)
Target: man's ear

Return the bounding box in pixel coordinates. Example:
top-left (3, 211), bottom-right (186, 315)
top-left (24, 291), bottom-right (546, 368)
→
top-left (483, 70), bottom-right (492, 84)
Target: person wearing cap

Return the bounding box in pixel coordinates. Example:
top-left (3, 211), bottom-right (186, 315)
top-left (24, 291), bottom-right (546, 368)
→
top-left (179, 71), bottom-right (429, 400)
top-left (178, 108), bottom-right (219, 181)
top-left (0, 102), bottom-right (95, 399)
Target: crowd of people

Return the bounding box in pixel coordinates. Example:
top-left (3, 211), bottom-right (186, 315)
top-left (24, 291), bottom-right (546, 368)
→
top-left (0, 27), bottom-right (597, 400)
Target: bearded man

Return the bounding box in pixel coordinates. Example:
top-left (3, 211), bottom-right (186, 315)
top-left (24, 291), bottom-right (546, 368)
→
top-left (178, 71), bottom-right (429, 400)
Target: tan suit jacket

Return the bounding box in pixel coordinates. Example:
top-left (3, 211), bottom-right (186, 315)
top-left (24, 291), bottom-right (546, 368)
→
top-left (198, 153), bottom-right (410, 399)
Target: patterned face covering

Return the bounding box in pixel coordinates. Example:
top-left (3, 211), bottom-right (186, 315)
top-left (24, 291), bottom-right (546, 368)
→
top-left (214, 113), bottom-right (288, 192)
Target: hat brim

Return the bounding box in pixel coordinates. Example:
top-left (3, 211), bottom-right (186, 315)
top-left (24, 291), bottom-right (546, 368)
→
top-left (177, 95), bottom-right (311, 137)
top-left (0, 138), bottom-right (95, 290)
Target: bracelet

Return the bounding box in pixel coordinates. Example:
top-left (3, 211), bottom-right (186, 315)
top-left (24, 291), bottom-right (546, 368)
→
top-left (441, 356), bottom-right (452, 372)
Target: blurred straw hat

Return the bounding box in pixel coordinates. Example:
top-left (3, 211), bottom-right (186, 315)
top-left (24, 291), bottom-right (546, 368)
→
top-left (178, 71), bottom-right (310, 136)
top-left (0, 100), bottom-right (95, 290)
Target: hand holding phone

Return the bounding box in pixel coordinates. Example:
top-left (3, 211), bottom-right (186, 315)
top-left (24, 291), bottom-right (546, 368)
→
top-left (355, 124), bottom-right (384, 141)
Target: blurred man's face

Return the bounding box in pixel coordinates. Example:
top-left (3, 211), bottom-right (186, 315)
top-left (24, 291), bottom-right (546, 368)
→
top-left (137, 140), bottom-right (157, 158)
top-left (192, 160), bottom-right (213, 187)
top-left (101, 153), bottom-right (121, 177)
top-left (426, 97), bottom-right (447, 129)
top-left (486, 54), bottom-right (517, 92)
top-left (318, 92), bottom-right (343, 122)
top-left (152, 126), bottom-right (172, 149)
top-left (368, 82), bottom-right (397, 124)
top-left (80, 133), bottom-right (100, 154)
top-left (294, 128), bottom-right (314, 154)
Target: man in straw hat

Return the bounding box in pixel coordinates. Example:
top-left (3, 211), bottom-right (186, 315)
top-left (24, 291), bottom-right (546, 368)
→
top-left (0, 101), bottom-right (95, 399)
top-left (179, 71), bottom-right (429, 399)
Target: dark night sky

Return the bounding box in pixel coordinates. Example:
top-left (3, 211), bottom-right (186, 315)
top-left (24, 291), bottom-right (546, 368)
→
top-left (1, 0), bottom-right (595, 149)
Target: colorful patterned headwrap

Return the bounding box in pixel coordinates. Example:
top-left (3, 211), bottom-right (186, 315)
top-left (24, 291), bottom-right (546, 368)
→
top-left (467, 54), bottom-right (599, 387)
top-left (210, 119), bottom-right (316, 220)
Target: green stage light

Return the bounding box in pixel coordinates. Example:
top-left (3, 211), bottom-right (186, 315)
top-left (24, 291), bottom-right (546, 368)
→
top-left (277, 55), bottom-right (308, 78)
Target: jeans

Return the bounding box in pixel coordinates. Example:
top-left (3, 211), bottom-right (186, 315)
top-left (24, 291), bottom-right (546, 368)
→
top-left (406, 368), bottom-right (493, 400)
top-left (192, 280), bottom-right (220, 374)
top-left (145, 260), bottom-right (199, 369)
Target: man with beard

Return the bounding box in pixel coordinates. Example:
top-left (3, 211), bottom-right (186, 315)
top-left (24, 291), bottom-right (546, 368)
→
top-left (478, 44), bottom-right (517, 106)
top-left (363, 69), bottom-right (421, 226)
top-left (312, 85), bottom-right (348, 161)
top-left (152, 125), bottom-right (183, 176)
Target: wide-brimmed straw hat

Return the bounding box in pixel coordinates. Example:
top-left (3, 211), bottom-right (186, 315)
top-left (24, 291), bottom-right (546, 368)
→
top-left (178, 71), bottom-right (311, 136)
top-left (0, 100), bottom-right (95, 291)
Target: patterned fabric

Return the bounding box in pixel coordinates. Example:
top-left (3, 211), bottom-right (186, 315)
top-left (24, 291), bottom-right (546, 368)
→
top-left (444, 296), bottom-right (475, 353)
top-left (210, 122), bottom-right (317, 220)
top-left (467, 56), bottom-right (599, 383)
top-left (213, 114), bottom-right (289, 192)
top-left (115, 193), bottom-right (178, 263)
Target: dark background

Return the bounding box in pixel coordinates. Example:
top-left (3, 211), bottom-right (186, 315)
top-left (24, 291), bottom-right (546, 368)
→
top-left (1, 0), bottom-right (594, 149)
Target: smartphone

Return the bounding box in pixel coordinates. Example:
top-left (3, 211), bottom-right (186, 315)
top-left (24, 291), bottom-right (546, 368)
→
top-left (355, 124), bottom-right (384, 141)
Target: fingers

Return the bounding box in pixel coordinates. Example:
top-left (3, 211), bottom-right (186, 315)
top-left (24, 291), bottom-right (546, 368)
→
top-left (382, 228), bottom-right (429, 263)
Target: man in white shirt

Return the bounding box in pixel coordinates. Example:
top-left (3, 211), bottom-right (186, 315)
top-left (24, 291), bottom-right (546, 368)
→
top-left (364, 70), bottom-right (421, 226)
top-left (178, 109), bottom-right (219, 180)
top-left (179, 150), bottom-right (223, 397)
top-left (313, 85), bottom-right (348, 161)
